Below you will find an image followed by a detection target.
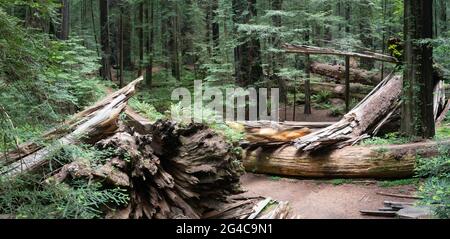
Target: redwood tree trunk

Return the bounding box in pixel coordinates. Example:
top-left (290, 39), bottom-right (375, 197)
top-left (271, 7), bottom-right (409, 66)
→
top-left (57, 0), bottom-right (70, 40)
top-left (212, 0), bottom-right (220, 53)
top-left (271, 0), bottom-right (287, 102)
top-left (99, 0), bottom-right (111, 81)
top-left (145, 0), bottom-right (154, 88)
top-left (400, 0), bottom-right (435, 138)
top-left (359, 0), bottom-right (374, 70)
top-left (137, 2), bottom-right (144, 76)
top-left (232, 0), bottom-right (263, 86)
top-left (439, 0), bottom-right (447, 35)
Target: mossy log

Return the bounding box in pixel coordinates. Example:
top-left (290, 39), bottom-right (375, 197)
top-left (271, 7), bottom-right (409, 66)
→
top-left (243, 139), bottom-right (450, 178)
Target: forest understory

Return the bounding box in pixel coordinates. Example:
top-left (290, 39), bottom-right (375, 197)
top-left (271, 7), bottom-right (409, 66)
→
top-left (1, 0), bottom-right (449, 219)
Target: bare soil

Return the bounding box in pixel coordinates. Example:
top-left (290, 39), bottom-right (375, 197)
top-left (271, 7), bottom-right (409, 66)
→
top-left (240, 173), bottom-right (418, 219)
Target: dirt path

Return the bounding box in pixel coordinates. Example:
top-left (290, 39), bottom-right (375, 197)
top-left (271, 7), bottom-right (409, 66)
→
top-left (240, 173), bottom-right (418, 219)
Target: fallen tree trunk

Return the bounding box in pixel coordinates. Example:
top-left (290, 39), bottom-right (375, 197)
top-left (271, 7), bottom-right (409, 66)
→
top-left (0, 78), bottom-right (143, 177)
top-left (243, 139), bottom-right (450, 178)
top-left (299, 81), bottom-right (372, 100)
top-left (310, 62), bottom-right (382, 85)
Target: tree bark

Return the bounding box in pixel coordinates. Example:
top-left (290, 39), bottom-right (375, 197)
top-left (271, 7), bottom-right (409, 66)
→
top-left (401, 0), bottom-right (435, 138)
top-left (145, 0), bottom-right (154, 88)
top-left (244, 139), bottom-right (450, 178)
top-left (57, 0), bottom-right (70, 40)
top-left (137, 2), bottom-right (144, 76)
top-left (212, 0), bottom-right (220, 53)
top-left (310, 62), bottom-right (382, 85)
top-left (439, 0), bottom-right (447, 35)
top-left (304, 54), bottom-right (312, 114)
top-left (344, 0), bottom-right (350, 33)
top-left (271, 0), bottom-right (287, 103)
top-left (119, 5), bottom-right (124, 87)
top-left (99, 0), bottom-right (111, 81)
top-left (122, 3), bottom-right (133, 70)
top-left (232, 0), bottom-right (263, 86)
top-left (359, 0), bottom-right (374, 70)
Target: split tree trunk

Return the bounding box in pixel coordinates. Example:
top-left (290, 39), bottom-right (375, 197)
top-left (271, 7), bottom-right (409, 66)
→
top-left (0, 78), bottom-right (143, 177)
top-left (294, 73), bottom-right (404, 151)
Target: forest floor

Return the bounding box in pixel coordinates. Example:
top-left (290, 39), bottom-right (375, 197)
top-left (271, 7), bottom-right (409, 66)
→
top-left (240, 173), bottom-right (418, 219)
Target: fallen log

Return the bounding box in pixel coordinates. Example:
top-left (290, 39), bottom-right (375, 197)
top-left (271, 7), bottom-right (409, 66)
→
top-left (0, 78), bottom-right (143, 177)
top-left (310, 61), bottom-right (382, 85)
top-left (282, 43), bottom-right (399, 63)
top-left (376, 192), bottom-right (423, 199)
top-left (0, 77), bottom-right (144, 166)
top-left (299, 81), bottom-right (372, 100)
top-left (359, 210), bottom-right (397, 217)
top-left (243, 139), bottom-right (450, 178)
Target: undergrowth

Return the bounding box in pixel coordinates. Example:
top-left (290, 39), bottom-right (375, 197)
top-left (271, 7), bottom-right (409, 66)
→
top-left (378, 178), bottom-right (419, 188)
top-left (415, 145), bottom-right (450, 218)
top-left (0, 175), bottom-right (128, 219)
top-left (0, 144), bottom-right (129, 219)
top-left (361, 132), bottom-right (411, 145)
top-left (0, 7), bottom-right (103, 153)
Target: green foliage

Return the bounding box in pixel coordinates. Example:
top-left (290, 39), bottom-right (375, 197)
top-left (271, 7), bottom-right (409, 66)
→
top-left (416, 145), bottom-right (450, 218)
top-left (312, 90), bottom-right (331, 104)
top-left (361, 132), bottom-right (411, 145)
top-left (129, 98), bottom-right (164, 122)
top-left (0, 143), bottom-right (130, 219)
top-left (0, 175), bottom-right (129, 219)
top-left (209, 123), bottom-right (244, 145)
top-left (328, 105), bottom-right (345, 117)
top-left (329, 179), bottom-right (353, 186)
top-left (269, 176), bottom-right (281, 181)
top-left (0, 8), bottom-right (103, 152)
top-left (378, 178), bottom-right (419, 188)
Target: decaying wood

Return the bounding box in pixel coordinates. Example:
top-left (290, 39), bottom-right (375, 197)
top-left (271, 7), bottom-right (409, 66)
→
top-left (376, 192), bottom-right (423, 199)
top-left (299, 81), bottom-right (372, 100)
top-left (0, 78), bottom-right (143, 177)
top-left (282, 43), bottom-right (399, 63)
top-left (1, 78), bottom-right (144, 166)
top-left (384, 201), bottom-right (414, 210)
top-left (436, 100), bottom-right (450, 127)
top-left (89, 120), bottom-right (245, 219)
top-left (243, 139), bottom-right (450, 178)
top-left (294, 73), bottom-right (403, 151)
top-left (310, 61), bottom-right (382, 85)
top-left (293, 67), bottom-right (447, 152)
top-left (359, 209), bottom-right (397, 217)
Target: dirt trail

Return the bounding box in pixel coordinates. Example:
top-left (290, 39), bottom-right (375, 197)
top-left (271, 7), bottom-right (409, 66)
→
top-left (240, 173), bottom-right (418, 219)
